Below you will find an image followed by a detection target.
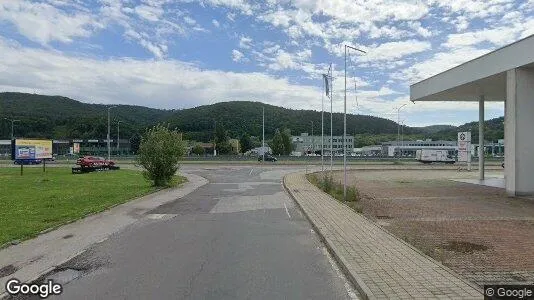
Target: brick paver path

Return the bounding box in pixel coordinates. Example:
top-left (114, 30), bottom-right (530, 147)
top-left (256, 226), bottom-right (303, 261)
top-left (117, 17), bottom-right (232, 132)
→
top-left (284, 172), bottom-right (482, 300)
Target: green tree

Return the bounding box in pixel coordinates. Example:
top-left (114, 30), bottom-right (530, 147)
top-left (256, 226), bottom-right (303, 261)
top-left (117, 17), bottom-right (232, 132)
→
top-left (130, 133), bottom-right (141, 154)
top-left (191, 144), bottom-right (205, 155)
top-left (270, 129), bottom-right (284, 155)
top-left (138, 124), bottom-right (185, 186)
top-left (240, 133), bottom-right (253, 153)
top-left (214, 122), bottom-right (232, 154)
top-left (281, 128), bottom-right (292, 155)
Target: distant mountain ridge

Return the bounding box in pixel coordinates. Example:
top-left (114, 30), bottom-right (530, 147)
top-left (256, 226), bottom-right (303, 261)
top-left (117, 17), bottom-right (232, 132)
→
top-left (0, 92), bottom-right (504, 143)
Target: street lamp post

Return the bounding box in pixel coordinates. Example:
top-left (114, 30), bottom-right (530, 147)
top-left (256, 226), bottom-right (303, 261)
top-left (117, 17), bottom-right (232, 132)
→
top-left (396, 104), bottom-right (407, 159)
top-left (107, 106), bottom-right (117, 161)
top-left (262, 106), bottom-right (265, 162)
top-left (117, 120), bottom-right (122, 153)
top-left (344, 44), bottom-right (366, 201)
top-left (3, 118), bottom-right (20, 140)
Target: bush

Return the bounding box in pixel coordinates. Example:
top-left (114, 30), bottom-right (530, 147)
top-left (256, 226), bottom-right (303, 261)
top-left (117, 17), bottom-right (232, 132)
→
top-left (138, 124), bottom-right (186, 187)
top-left (191, 144), bottom-right (205, 156)
top-left (307, 173), bottom-right (359, 203)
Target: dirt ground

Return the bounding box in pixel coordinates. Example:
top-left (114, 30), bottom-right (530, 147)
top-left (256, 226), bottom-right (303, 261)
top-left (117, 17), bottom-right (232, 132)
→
top-left (330, 169), bottom-right (534, 287)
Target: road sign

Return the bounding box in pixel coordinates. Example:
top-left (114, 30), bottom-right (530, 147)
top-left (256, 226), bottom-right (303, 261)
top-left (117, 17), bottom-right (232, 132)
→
top-left (457, 132), bottom-right (471, 163)
top-left (458, 131), bottom-right (471, 142)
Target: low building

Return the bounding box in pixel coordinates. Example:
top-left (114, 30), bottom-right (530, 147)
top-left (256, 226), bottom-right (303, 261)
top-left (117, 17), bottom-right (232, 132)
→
top-left (292, 133), bottom-right (353, 155)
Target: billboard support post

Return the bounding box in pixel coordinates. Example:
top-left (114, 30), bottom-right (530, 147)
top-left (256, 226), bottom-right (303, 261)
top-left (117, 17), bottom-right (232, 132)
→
top-left (43, 159), bottom-right (46, 173)
top-left (20, 164), bottom-right (23, 176)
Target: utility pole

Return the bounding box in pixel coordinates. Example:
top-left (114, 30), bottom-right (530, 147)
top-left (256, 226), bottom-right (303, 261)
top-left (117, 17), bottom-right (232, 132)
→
top-left (311, 121), bottom-right (314, 155)
top-left (396, 104), bottom-right (407, 160)
top-left (344, 45), bottom-right (366, 201)
top-left (329, 64), bottom-right (334, 173)
top-left (117, 120), bottom-right (122, 153)
top-left (3, 118), bottom-right (20, 140)
top-left (321, 75), bottom-right (324, 172)
top-left (262, 106), bottom-right (265, 162)
top-left (107, 106), bottom-right (117, 161)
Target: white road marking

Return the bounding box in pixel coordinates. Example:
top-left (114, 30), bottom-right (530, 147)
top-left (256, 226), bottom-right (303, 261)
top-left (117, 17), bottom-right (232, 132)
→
top-left (321, 247), bottom-right (360, 299)
top-left (283, 202), bottom-right (291, 219)
top-left (249, 168), bottom-right (254, 176)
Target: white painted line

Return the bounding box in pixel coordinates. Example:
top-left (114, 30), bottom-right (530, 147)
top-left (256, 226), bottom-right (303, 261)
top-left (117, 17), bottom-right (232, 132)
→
top-left (249, 168), bottom-right (254, 176)
top-left (283, 202), bottom-right (291, 219)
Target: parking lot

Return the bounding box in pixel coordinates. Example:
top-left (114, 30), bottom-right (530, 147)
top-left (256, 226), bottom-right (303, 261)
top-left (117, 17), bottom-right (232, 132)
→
top-left (331, 169), bottom-right (534, 286)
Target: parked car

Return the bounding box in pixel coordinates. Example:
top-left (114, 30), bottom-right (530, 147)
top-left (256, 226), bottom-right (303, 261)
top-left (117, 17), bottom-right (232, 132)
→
top-left (258, 154), bottom-right (277, 162)
top-left (14, 159), bottom-right (42, 165)
top-left (76, 156), bottom-right (115, 168)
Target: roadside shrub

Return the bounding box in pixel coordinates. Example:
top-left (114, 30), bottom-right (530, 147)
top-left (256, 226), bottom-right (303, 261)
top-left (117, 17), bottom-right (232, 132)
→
top-left (321, 173), bottom-right (334, 193)
top-left (308, 173), bottom-right (360, 203)
top-left (138, 124), bottom-right (185, 187)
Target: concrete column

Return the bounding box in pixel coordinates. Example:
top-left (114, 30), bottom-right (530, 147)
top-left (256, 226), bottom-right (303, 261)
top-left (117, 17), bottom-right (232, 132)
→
top-left (479, 96), bottom-right (485, 180)
top-left (505, 68), bottom-right (534, 196)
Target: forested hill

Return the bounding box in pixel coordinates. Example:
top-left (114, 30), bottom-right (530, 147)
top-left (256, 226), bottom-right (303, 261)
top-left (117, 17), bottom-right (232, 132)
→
top-left (0, 92), bottom-right (504, 143)
top-left (0, 92), bottom-right (173, 139)
top-left (165, 101), bottom-right (419, 142)
top-left (0, 92), bottom-right (416, 141)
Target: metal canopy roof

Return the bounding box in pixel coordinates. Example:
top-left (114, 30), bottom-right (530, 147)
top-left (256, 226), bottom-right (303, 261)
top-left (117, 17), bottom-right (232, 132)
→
top-left (410, 34), bottom-right (534, 102)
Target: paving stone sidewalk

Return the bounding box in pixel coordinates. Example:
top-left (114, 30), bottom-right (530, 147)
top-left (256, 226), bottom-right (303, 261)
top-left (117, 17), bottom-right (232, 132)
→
top-left (283, 172), bottom-right (482, 300)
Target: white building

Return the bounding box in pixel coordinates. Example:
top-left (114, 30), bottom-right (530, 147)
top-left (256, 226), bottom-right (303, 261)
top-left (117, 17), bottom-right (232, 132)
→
top-left (292, 133), bottom-right (353, 155)
top-left (410, 34), bottom-right (534, 196)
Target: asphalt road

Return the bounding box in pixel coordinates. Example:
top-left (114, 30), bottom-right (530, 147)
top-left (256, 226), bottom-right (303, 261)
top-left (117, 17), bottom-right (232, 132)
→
top-left (31, 166), bottom-right (356, 299)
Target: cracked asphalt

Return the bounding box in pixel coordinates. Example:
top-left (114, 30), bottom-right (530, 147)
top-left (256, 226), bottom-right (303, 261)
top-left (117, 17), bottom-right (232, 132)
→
top-left (41, 165), bottom-right (355, 300)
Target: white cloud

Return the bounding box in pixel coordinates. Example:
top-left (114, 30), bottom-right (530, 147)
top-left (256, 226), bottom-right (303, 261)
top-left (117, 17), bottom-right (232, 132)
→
top-left (0, 38), bottom-right (322, 112)
top-left (0, 1), bottom-right (101, 45)
top-left (358, 40), bottom-right (432, 62)
top-left (444, 27), bottom-right (522, 49)
top-left (395, 46), bottom-right (490, 84)
top-left (238, 36), bottom-right (253, 49)
top-left (231, 49), bottom-right (244, 62)
top-left (267, 49), bottom-right (312, 71)
top-left (134, 4), bottom-right (164, 22)
top-left (183, 16), bottom-right (196, 26)
top-left (212, 19), bottom-right (220, 27)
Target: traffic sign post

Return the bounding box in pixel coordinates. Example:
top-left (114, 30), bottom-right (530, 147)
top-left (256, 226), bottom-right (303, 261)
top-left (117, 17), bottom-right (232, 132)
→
top-left (458, 132), bottom-right (471, 171)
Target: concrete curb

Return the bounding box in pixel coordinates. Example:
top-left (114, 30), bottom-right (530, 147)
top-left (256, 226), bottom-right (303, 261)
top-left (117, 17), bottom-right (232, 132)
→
top-left (0, 172), bottom-right (208, 299)
top-left (283, 171), bottom-right (482, 300)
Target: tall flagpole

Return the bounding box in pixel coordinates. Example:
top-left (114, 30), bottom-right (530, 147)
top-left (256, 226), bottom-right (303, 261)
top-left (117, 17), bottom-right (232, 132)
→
top-left (344, 46), bottom-right (347, 201)
top-left (321, 76), bottom-right (324, 173)
top-left (344, 45), bottom-right (366, 201)
top-left (262, 106), bottom-right (265, 162)
top-left (330, 63), bottom-right (333, 173)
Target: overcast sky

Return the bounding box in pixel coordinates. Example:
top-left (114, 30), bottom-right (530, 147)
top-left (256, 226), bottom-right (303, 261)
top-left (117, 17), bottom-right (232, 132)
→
top-left (1, 0), bottom-right (533, 126)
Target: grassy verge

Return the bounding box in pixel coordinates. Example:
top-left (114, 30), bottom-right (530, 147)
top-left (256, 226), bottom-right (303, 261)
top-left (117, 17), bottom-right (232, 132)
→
top-left (306, 172), bottom-right (362, 213)
top-left (0, 167), bottom-right (186, 246)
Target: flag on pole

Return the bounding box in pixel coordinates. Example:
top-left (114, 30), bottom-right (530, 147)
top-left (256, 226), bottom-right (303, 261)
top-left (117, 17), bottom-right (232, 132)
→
top-left (323, 74), bottom-right (330, 97)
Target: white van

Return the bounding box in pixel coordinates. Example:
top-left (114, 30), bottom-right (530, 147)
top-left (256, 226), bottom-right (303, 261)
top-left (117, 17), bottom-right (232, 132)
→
top-left (415, 149), bottom-right (455, 164)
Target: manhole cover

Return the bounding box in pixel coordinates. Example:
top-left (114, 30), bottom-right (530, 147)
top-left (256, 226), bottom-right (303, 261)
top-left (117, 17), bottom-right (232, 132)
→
top-left (0, 264), bottom-right (18, 277)
top-left (441, 241), bottom-right (488, 254)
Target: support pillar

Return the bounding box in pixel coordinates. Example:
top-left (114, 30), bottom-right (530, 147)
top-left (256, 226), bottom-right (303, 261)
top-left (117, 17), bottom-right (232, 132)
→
top-left (478, 96), bottom-right (485, 180)
top-left (505, 68), bottom-right (534, 196)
